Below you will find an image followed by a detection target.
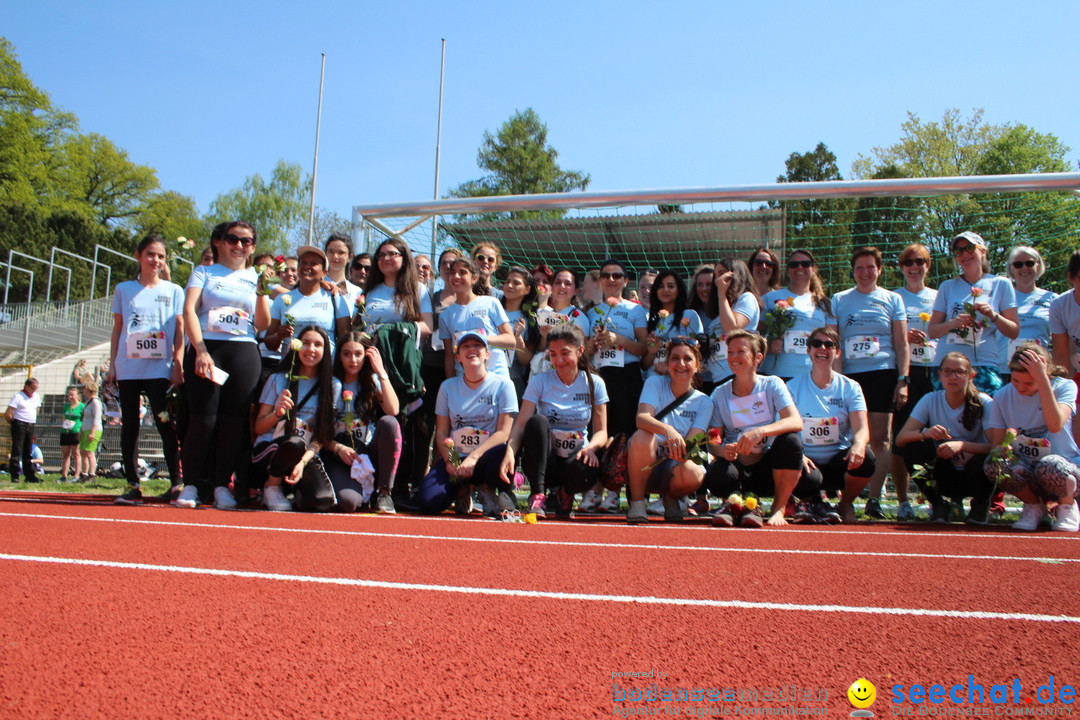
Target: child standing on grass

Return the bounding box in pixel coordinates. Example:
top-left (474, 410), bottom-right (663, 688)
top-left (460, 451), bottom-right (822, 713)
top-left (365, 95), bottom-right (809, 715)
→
top-left (78, 380), bottom-right (104, 482)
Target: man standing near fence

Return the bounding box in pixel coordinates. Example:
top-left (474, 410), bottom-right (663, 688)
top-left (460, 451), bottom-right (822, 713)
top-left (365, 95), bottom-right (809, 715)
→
top-left (6, 377), bottom-right (42, 483)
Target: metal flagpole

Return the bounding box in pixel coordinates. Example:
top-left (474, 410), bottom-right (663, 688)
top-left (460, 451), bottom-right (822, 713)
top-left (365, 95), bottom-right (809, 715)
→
top-left (431, 39), bottom-right (446, 259)
top-left (307, 53), bottom-right (327, 245)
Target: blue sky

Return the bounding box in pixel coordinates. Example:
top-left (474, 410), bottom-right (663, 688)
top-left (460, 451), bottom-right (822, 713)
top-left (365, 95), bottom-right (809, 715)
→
top-left (6, 0), bottom-right (1080, 223)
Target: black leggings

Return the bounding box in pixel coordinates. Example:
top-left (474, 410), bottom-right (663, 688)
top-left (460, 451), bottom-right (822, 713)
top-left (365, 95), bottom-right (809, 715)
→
top-left (519, 414), bottom-right (598, 496)
top-left (182, 340), bottom-right (260, 491)
top-left (896, 440), bottom-right (993, 503)
top-left (323, 416), bottom-right (402, 512)
top-left (251, 435), bottom-right (336, 512)
top-left (705, 432), bottom-right (813, 499)
top-left (598, 362), bottom-right (643, 439)
top-left (118, 378), bottom-right (181, 487)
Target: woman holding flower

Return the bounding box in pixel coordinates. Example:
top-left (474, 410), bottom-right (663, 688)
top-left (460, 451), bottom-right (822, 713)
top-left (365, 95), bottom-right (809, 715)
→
top-left (108, 234), bottom-right (185, 505)
top-left (439, 257), bottom-right (516, 379)
top-left (890, 243), bottom-right (938, 520)
top-left (829, 246), bottom-right (909, 520)
top-left (984, 343), bottom-right (1080, 532)
top-left (759, 249), bottom-right (833, 380)
top-left (264, 246), bottom-right (351, 356)
top-left (928, 231), bottom-right (1018, 393)
top-left (321, 330), bottom-right (401, 513)
top-left (500, 324), bottom-right (609, 517)
top-left (703, 259), bottom-right (759, 393)
top-left (704, 330), bottom-right (806, 527)
top-left (785, 327), bottom-right (873, 524)
top-left (500, 266), bottom-right (540, 399)
top-left (626, 338), bottom-right (713, 523)
top-left (643, 269), bottom-right (704, 377)
top-left (895, 352), bottom-right (994, 523)
top-left (417, 330), bottom-right (519, 515)
top-left (252, 325), bottom-right (339, 512)
top-left (178, 220), bottom-right (271, 509)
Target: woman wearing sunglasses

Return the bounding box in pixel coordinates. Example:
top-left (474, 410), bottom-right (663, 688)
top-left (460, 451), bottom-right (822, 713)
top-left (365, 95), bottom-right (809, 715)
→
top-left (785, 327), bottom-right (872, 524)
top-left (894, 352), bottom-right (994, 524)
top-left (928, 232), bottom-right (1019, 394)
top-left (177, 220), bottom-right (271, 509)
top-left (747, 248), bottom-right (782, 302)
top-left (889, 243), bottom-right (937, 520)
top-left (471, 242), bottom-right (503, 299)
top-left (626, 337), bottom-right (712, 523)
top-left (759, 249), bottom-right (833, 380)
top-left (643, 270), bottom-right (704, 377)
top-left (999, 246), bottom-right (1054, 382)
top-left (829, 246), bottom-right (908, 520)
top-left (704, 330), bottom-right (805, 526)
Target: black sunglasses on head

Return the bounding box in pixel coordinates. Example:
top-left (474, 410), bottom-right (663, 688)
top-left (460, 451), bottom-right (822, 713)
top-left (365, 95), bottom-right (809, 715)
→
top-left (667, 337), bottom-right (700, 348)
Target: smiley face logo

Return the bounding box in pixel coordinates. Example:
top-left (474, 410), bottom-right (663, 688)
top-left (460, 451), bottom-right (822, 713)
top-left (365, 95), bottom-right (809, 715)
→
top-left (848, 678), bottom-right (876, 709)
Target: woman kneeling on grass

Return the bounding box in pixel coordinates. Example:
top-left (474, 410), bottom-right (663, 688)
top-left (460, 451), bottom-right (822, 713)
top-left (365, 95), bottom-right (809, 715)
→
top-left (252, 325), bottom-right (339, 512)
top-left (703, 330), bottom-right (805, 527)
top-left (984, 343), bottom-right (1080, 532)
top-left (417, 329), bottom-right (519, 515)
top-left (321, 331), bottom-right (401, 513)
top-left (626, 338), bottom-right (713, 523)
top-left (499, 325), bottom-right (609, 518)
top-left (784, 327), bottom-right (873, 525)
top-left (894, 352), bottom-right (994, 524)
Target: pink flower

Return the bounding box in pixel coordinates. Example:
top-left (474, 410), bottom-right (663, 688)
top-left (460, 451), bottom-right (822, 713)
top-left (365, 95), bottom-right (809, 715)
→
top-left (443, 438), bottom-right (455, 449)
top-left (775, 300), bottom-right (790, 310)
top-left (605, 296), bottom-right (620, 307)
top-left (342, 390), bottom-right (354, 402)
top-left (680, 317), bottom-right (690, 328)
top-left (970, 287), bottom-right (983, 298)
top-left (658, 309), bottom-right (670, 319)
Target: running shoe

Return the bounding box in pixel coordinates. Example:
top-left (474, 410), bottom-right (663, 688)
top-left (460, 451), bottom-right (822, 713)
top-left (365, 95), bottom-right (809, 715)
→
top-left (688, 497), bottom-right (710, 517)
top-left (989, 490), bottom-right (1007, 518)
top-left (213, 486), bottom-right (237, 510)
top-left (813, 500), bottom-right (841, 525)
top-left (897, 500), bottom-right (916, 520)
top-left (711, 503), bottom-right (737, 527)
top-left (740, 505), bottom-right (764, 528)
top-left (454, 494), bottom-right (473, 515)
top-left (1012, 502), bottom-right (1048, 531)
top-left (626, 499), bottom-right (648, 524)
top-left (263, 485), bottom-right (292, 512)
top-left (793, 501), bottom-right (816, 523)
top-left (1052, 502), bottom-right (1079, 532)
top-left (553, 487), bottom-right (575, 519)
top-left (173, 485), bottom-right (198, 508)
top-left (577, 488), bottom-right (601, 513)
top-left (662, 494), bottom-right (683, 522)
top-left (375, 492), bottom-right (396, 515)
top-left (528, 493), bottom-right (547, 518)
top-left (597, 489), bottom-right (621, 514)
top-left (114, 486), bottom-right (143, 505)
top-left (155, 485), bottom-right (182, 503)
top-left (477, 486), bottom-right (499, 517)
top-left (496, 490), bottom-right (517, 514)
top-left (965, 498), bottom-right (990, 526)
top-left (864, 498), bottom-right (885, 519)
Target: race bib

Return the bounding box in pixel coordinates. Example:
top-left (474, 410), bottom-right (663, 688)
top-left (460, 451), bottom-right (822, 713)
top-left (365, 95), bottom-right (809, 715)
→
top-left (949, 323), bottom-right (977, 347)
top-left (801, 416), bottom-right (840, 446)
top-left (208, 306), bottom-right (251, 336)
top-left (654, 345), bottom-right (666, 366)
top-left (1008, 337), bottom-right (1044, 362)
top-left (1013, 434), bottom-right (1052, 462)
top-left (845, 335), bottom-right (880, 359)
top-left (552, 429), bottom-right (586, 459)
top-left (452, 426), bottom-right (490, 456)
top-left (595, 347), bottom-right (625, 368)
top-left (62, 419), bottom-right (76, 430)
top-left (910, 340), bottom-right (937, 366)
top-left (276, 416), bottom-right (311, 443)
top-left (729, 392), bottom-right (771, 429)
top-left (783, 330), bottom-right (810, 354)
top-left (537, 308), bottom-right (565, 328)
top-left (710, 337), bottom-right (728, 362)
top-left (126, 330), bottom-right (167, 360)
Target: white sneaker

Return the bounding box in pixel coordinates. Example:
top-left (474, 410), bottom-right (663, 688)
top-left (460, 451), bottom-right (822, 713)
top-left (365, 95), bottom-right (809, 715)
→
top-left (173, 485), bottom-right (198, 508)
top-left (263, 485), bottom-right (292, 512)
top-left (577, 487), bottom-right (602, 513)
top-left (213, 486), bottom-right (237, 510)
top-left (1052, 502), bottom-right (1079, 532)
top-left (1013, 502), bottom-right (1048, 531)
top-left (597, 489), bottom-right (621, 514)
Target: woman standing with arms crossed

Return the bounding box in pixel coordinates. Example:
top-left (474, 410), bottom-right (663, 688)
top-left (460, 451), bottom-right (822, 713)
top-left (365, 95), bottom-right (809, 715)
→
top-left (110, 234), bottom-right (185, 505)
top-left (176, 221), bottom-right (271, 509)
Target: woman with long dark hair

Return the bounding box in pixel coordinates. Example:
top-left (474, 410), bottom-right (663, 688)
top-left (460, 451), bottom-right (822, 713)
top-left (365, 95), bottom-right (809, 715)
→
top-left (500, 266), bottom-right (540, 400)
top-left (643, 269), bottom-right (704, 377)
top-left (703, 259), bottom-right (759, 393)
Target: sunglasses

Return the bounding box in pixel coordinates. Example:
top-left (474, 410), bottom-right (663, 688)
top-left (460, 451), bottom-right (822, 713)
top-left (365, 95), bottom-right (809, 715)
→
top-left (753, 259), bottom-right (777, 268)
top-left (667, 337), bottom-right (700, 348)
top-left (223, 234), bottom-right (255, 247)
top-left (787, 260), bottom-right (814, 269)
top-left (600, 271), bottom-right (626, 280)
top-left (808, 339), bottom-right (836, 349)
top-left (376, 250), bottom-right (402, 260)
top-left (475, 254), bottom-right (498, 263)
top-left (901, 258), bottom-right (928, 267)
top-left (1012, 260), bottom-right (1037, 269)
top-left (953, 244), bottom-right (977, 255)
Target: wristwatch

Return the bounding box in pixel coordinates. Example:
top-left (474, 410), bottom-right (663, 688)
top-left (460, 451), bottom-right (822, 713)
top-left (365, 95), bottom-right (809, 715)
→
top-left (897, 375), bottom-right (909, 382)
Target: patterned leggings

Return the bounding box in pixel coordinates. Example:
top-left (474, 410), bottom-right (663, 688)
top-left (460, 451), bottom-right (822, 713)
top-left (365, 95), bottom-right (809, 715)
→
top-left (985, 454), bottom-right (1080, 501)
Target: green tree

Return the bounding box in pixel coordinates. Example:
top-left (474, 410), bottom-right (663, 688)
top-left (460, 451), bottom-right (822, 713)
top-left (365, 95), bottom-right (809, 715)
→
top-left (290, 206), bottom-right (350, 249)
top-left (206, 159), bottom-right (311, 255)
top-left (56, 132), bottom-right (160, 226)
top-left (447, 108), bottom-right (590, 220)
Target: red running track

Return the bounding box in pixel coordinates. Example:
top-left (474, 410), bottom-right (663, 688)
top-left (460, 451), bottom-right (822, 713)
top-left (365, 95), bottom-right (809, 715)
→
top-left (1, 497), bottom-right (1078, 719)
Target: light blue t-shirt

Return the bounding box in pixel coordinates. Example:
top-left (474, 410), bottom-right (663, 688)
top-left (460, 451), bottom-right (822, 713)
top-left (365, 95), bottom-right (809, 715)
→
top-left (759, 289), bottom-right (833, 378)
top-left (436, 373), bottom-right (519, 456)
top-left (638, 375), bottom-right (712, 444)
top-left (932, 274), bottom-right (1016, 368)
top-left (1049, 290), bottom-right (1080, 374)
top-left (998, 288), bottom-right (1055, 373)
top-left (587, 299), bottom-right (648, 366)
top-left (326, 276), bottom-right (363, 313)
top-left (363, 282), bottom-right (433, 326)
top-left (785, 372), bottom-right (866, 463)
top-left (988, 378), bottom-right (1080, 465)
top-left (111, 280), bottom-right (184, 381)
top-left (187, 264), bottom-right (260, 343)
top-left (256, 373), bottom-right (341, 446)
top-left (439, 296), bottom-right (512, 377)
top-left (909, 390), bottom-right (993, 467)
top-left (270, 287), bottom-right (350, 353)
top-left (523, 370), bottom-right (610, 446)
top-left (895, 286), bottom-right (938, 368)
top-left (709, 374), bottom-right (796, 454)
top-left (830, 287), bottom-right (906, 374)
top-left (705, 292), bottom-right (761, 383)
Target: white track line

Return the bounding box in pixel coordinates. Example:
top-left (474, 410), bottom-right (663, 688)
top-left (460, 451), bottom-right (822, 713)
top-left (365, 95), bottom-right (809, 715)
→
top-left (2, 512), bottom-right (1077, 565)
top-left (1, 552), bottom-right (1076, 624)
